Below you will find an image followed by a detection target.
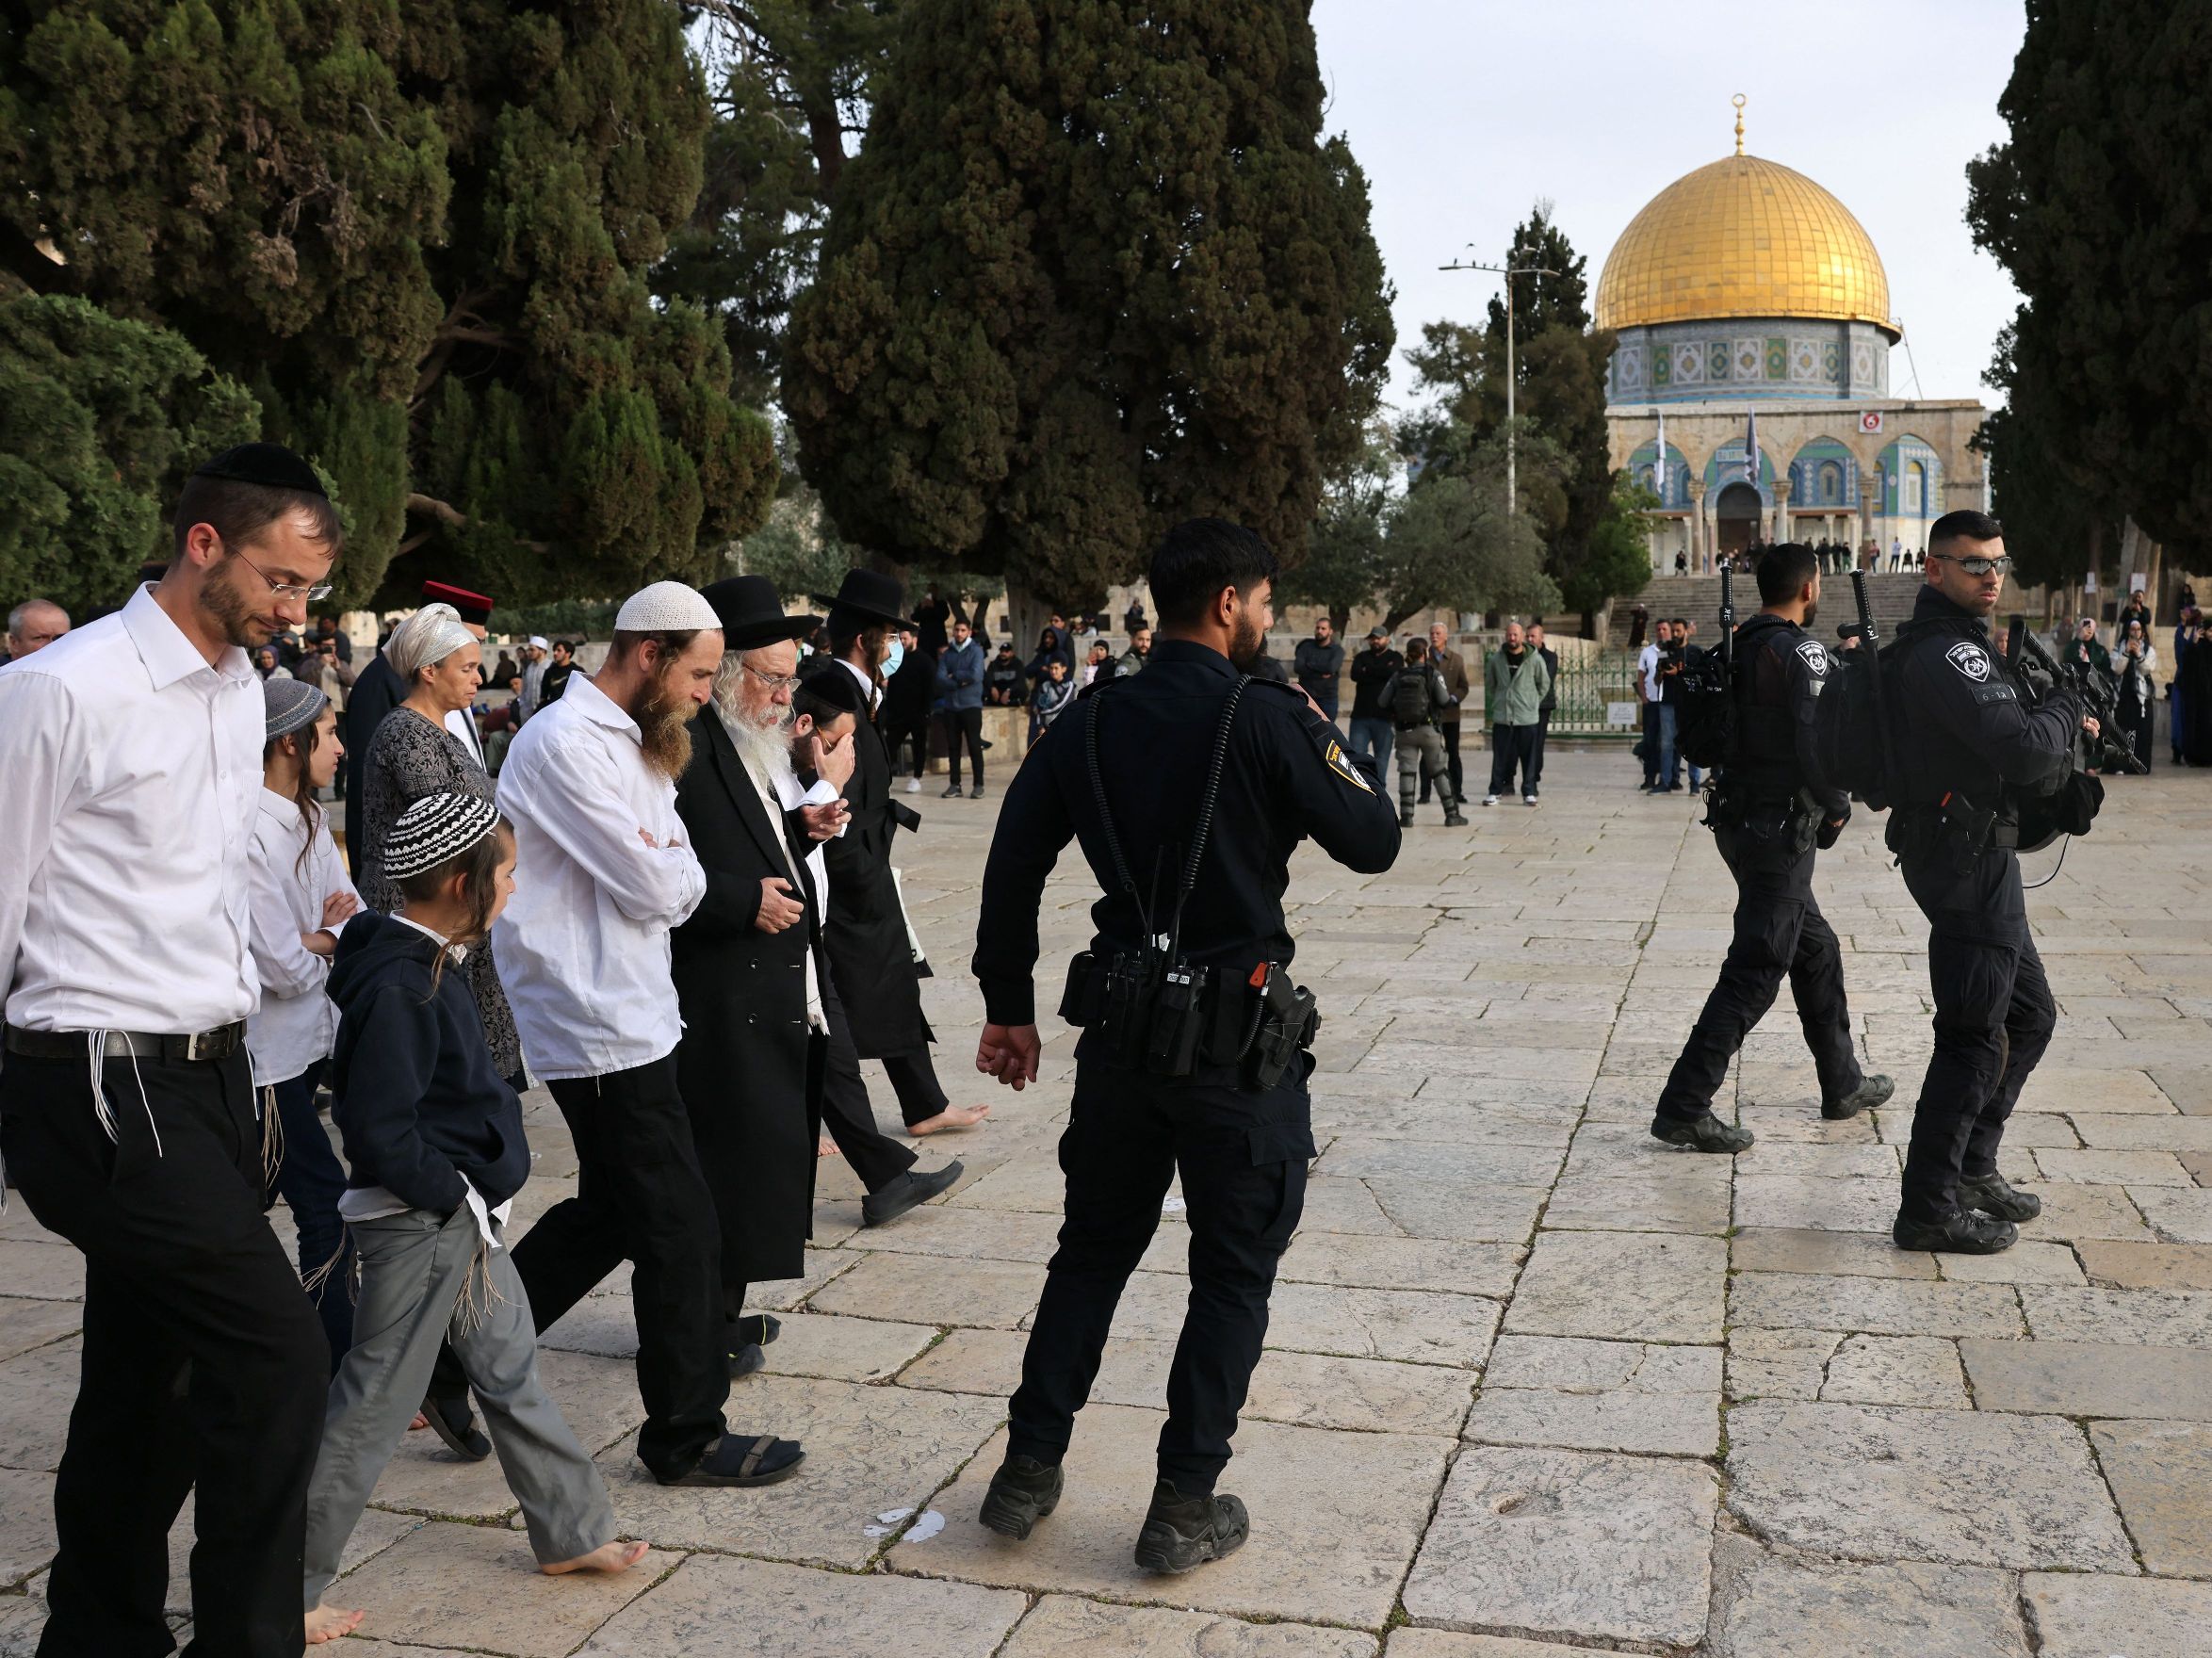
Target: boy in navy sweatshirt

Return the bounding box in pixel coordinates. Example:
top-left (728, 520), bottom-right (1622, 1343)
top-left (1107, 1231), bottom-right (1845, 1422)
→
top-left (303, 793), bottom-right (645, 1644)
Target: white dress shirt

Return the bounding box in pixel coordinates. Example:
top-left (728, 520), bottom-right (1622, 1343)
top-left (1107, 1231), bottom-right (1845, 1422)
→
top-left (0, 585), bottom-right (262, 1032)
top-left (444, 706), bottom-right (485, 769)
top-left (837, 655), bottom-right (880, 712)
top-left (492, 674), bottom-right (706, 1080)
top-left (245, 790), bottom-right (360, 1086)
top-left (736, 733), bottom-right (836, 1032)
top-left (1638, 642), bottom-right (1662, 703)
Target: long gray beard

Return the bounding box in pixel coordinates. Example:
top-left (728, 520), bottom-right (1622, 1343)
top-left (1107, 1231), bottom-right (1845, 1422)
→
top-left (712, 666), bottom-right (796, 780)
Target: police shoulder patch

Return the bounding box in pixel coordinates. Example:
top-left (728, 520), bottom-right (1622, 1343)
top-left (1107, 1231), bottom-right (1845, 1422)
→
top-left (1945, 641), bottom-right (1992, 682)
top-left (1795, 639), bottom-right (1829, 675)
top-left (1323, 737), bottom-right (1375, 793)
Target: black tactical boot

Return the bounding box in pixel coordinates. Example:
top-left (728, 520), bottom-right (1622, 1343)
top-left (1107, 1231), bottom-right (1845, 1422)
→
top-left (1133, 1480), bottom-right (1250, 1574)
top-left (978, 1455), bottom-right (1065, 1540)
top-left (1651, 1112), bottom-right (1754, 1154)
top-left (1893, 1208), bottom-right (2018, 1254)
top-left (1957, 1171), bottom-right (2041, 1221)
top-left (1822, 1073), bottom-right (1895, 1120)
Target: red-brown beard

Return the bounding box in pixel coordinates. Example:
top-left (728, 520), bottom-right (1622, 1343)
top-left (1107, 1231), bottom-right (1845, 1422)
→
top-left (635, 667), bottom-right (696, 779)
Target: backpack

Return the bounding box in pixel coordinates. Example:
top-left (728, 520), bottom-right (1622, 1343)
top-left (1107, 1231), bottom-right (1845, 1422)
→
top-left (1809, 628), bottom-right (1914, 809)
top-left (1674, 647), bottom-right (1735, 771)
top-left (1391, 664), bottom-right (1434, 724)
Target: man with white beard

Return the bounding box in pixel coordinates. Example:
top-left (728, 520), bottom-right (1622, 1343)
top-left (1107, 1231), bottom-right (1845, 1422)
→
top-left (672, 579), bottom-right (958, 1382)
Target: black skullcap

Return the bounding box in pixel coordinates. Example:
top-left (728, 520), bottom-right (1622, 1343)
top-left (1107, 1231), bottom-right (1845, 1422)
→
top-left (192, 443), bottom-right (328, 496)
top-left (797, 664), bottom-right (868, 718)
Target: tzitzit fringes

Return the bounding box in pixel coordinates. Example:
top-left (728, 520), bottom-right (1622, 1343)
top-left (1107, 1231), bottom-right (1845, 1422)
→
top-left (301, 1225), bottom-right (350, 1303)
top-left (452, 1228), bottom-right (511, 1339)
top-left (259, 1084), bottom-right (286, 1191)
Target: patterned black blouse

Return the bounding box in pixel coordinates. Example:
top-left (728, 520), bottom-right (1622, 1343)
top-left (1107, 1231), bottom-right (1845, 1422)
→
top-left (356, 707), bottom-right (523, 1079)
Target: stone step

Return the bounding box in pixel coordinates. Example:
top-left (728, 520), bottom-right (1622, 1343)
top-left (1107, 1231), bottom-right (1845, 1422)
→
top-left (1610, 571), bottom-right (1926, 649)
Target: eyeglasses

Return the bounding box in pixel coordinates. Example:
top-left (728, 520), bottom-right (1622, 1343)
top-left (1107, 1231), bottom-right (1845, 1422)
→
top-left (231, 545), bottom-right (334, 602)
top-left (744, 662), bottom-right (805, 693)
top-left (1929, 552), bottom-right (2010, 578)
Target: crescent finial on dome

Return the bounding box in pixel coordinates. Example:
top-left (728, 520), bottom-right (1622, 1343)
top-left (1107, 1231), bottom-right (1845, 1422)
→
top-left (1732, 93), bottom-right (1747, 156)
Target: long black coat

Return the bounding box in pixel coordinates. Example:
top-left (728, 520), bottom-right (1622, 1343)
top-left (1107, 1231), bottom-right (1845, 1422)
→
top-left (671, 710), bottom-right (821, 1286)
top-left (343, 652), bottom-right (403, 811)
top-left (821, 691), bottom-right (932, 1058)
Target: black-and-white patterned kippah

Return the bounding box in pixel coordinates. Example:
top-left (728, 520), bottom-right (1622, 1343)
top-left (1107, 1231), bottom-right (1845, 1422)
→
top-left (384, 791), bottom-right (501, 881)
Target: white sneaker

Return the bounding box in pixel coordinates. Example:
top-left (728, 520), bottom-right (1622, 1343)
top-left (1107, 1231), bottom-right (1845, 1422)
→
top-left (1524, 794), bottom-right (1538, 806)
top-left (905, 777), bottom-right (921, 794)
top-left (1482, 794), bottom-right (1498, 806)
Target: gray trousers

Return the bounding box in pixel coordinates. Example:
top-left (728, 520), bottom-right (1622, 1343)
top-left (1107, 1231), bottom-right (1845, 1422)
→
top-left (1395, 723), bottom-right (1457, 817)
top-left (303, 1206), bottom-right (615, 1606)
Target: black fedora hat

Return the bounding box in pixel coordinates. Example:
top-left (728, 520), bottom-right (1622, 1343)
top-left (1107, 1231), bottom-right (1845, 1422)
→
top-left (811, 568), bottom-right (917, 630)
top-left (700, 577), bottom-right (818, 650)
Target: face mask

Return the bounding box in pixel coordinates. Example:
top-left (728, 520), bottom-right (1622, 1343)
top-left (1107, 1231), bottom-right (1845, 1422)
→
top-left (885, 639), bottom-right (905, 675)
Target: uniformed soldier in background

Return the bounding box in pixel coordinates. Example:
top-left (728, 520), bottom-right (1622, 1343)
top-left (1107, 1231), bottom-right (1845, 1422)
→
top-left (1886, 510), bottom-right (2091, 1254)
top-left (1651, 543), bottom-right (1892, 1155)
top-left (968, 519), bottom-right (1400, 1572)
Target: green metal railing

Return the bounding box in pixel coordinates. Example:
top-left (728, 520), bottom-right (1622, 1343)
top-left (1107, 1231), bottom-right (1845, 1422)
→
top-left (1544, 649), bottom-right (1643, 740)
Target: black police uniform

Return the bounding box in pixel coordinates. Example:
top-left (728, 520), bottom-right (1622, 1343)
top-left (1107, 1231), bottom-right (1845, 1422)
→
top-left (1654, 612), bottom-right (1863, 1123)
top-left (972, 638), bottom-right (1400, 1496)
top-left (1887, 585), bottom-right (2078, 1225)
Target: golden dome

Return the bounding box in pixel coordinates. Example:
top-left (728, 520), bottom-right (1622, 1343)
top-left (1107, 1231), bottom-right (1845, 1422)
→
top-left (1594, 151), bottom-right (1895, 337)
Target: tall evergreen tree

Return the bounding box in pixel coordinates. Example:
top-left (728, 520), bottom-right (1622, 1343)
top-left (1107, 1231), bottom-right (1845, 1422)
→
top-left (3, 0), bottom-right (776, 606)
top-left (1966, 1), bottom-right (2212, 566)
top-left (0, 293), bottom-right (260, 613)
top-left (783, 0), bottom-right (1394, 606)
top-left (1406, 204), bottom-right (1618, 614)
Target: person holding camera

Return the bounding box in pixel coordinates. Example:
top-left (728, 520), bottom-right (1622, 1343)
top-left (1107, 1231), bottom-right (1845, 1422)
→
top-left (967, 519), bottom-right (1399, 1574)
top-left (1651, 545), bottom-right (1892, 1155)
top-left (1885, 511), bottom-right (2095, 1254)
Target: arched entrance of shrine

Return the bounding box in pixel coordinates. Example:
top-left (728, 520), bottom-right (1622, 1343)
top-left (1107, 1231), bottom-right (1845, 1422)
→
top-left (1715, 480), bottom-right (1763, 556)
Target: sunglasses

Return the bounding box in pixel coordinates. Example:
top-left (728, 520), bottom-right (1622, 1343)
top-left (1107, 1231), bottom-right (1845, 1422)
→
top-left (1929, 552), bottom-right (2010, 578)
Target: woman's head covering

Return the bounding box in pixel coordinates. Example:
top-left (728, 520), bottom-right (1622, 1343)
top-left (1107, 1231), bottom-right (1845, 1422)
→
top-left (384, 791), bottom-right (502, 882)
top-left (385, 603), bottom-right (477, 685)
top-left (262, 676), bottom-right (328, 742)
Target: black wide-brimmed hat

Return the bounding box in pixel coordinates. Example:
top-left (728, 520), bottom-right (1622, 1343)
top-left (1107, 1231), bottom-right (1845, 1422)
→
top-left (701, 576), bottom-right (819, 650)
top-left (811, 569), bottom-right (916, 630)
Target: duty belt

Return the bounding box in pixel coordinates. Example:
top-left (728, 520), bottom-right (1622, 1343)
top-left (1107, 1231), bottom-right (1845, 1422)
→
top-left (4, 1022), bottom-right (246, 1064)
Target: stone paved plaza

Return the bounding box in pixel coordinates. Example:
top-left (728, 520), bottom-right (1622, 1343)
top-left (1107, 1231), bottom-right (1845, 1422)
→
top-left (3, 751), bottom-right (2210, 1656)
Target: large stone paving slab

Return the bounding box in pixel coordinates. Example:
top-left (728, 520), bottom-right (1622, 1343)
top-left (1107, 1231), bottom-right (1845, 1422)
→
top-left (1500, 1229), bottom-right (1725, 1343)
top-left (1000, 1595), bottom-right (1377, 1657)
top-left (2087, 1419), bottom-right (2212, 1576)
top-left (891, 1403), bottom-right (1451, 1629)
top-left (1705, 1536), bottom-right (2029, 1657)
top-left (1400, 1445), bottom-right (1717, 1648)
top-left (1726, 1402), bottom-right (2134, 1569)
top-left (1961, 1337), bottom-right (2212, 1420)
top-left (593, 1375), bottom-right (1004, 1569)
top-left (575, 1554), bottom-right (1028, 1657)
top-left (2024, 1573), bottom-right (2212, 1657)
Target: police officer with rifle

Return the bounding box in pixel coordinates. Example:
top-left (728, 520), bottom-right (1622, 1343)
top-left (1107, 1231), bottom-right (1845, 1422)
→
top-left (968, 519), bottom-right (1401, 1572)
top-left (1882, 511), bottom-right (2099, 1254)
top-left (1651, 544), bottom-right (1892, 1155)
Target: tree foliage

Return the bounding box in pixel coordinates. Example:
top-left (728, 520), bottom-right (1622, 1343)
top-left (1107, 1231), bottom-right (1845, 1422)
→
top-left (1965, 1), bottom-right (2212, 568)
top-left (1568, 473), bottom-right (1657, 630)
top-left (1406, 203), bottom-right (1621, 610)
top-left (3, 0), bottom-right (777, 607)
top-left (783, 0), bottom-right (1394, 606)
top-left (659, 1), bottom-right (905, 407)
top-left (1972, 330), bottom-right (2116, 593)
top-left (0, 293), bottom-right (260, 614)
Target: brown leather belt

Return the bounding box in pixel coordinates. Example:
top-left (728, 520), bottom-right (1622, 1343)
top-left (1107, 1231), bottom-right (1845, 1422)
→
top-left (4, 1022), bottom-right (246, 1064)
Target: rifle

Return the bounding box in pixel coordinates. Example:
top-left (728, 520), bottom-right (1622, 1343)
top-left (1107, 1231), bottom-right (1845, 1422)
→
top-left (1839, 569), bottom-right (1895, 806)
top-left (1716, 565), bottom-right (1735, 693)
top-left (2009, 618), bottom-right (2147, 774)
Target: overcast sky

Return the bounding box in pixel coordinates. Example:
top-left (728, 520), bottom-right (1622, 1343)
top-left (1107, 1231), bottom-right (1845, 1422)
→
top-left (1309, 0), bottom-right (2026, 413)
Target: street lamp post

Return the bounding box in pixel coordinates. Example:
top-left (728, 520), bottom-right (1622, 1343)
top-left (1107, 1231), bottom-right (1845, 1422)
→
top-left (1439, 254), bottom-right (1559, 515)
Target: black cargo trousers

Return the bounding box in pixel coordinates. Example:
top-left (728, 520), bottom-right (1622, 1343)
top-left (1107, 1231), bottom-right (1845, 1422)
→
top-left (1896, 845), bottom-right (2056, 1222)
top-left (1006, 1049), bottom-right (1313, 1496)
top-left (1655, 816), bottom-right (1862, 1120)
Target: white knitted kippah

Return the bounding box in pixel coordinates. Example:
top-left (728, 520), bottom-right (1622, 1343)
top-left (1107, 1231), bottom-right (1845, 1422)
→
top-left (614, 580), bottom-right (722, 634)
top-left (385, 791), bottom-right (502, 882)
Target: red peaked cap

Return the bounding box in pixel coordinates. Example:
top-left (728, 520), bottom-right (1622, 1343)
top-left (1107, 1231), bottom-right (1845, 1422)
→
top-left (421, 580), bottom-right (492, 626)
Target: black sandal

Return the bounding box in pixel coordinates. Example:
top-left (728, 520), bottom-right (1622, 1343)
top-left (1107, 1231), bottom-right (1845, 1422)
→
top-left (666, 1433), bottom-right (806, 1487)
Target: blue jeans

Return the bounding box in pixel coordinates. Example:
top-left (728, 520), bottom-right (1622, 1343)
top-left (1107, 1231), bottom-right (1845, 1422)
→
top-left (266, 1059), bottom-right (354, 1372)
top-left (1656, 702), bottom-right (1680, 789)
top-left (1348, 716), bottom-right (1394, 781)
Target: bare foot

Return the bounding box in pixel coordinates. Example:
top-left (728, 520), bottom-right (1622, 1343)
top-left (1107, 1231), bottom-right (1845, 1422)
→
top-left (305, 1603), bottom-right (365, 1643)
top-left (818, 1135), bottom-right (840, 1158)
top-left (543, 1538), bottom-right (650, 1576)
top-left (408, 1411), bottom-right (429, 1431)
top-left (908, 1103), bottom-right (991, 1136)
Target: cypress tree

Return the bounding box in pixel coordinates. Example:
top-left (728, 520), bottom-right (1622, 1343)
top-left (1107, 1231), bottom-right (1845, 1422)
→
top-left (3, 0), bottom-right (776, 606)
top-left (783, 0), bottom-right (1393, 606)
top-left (1966, 1), bottom-right (2212, 565)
